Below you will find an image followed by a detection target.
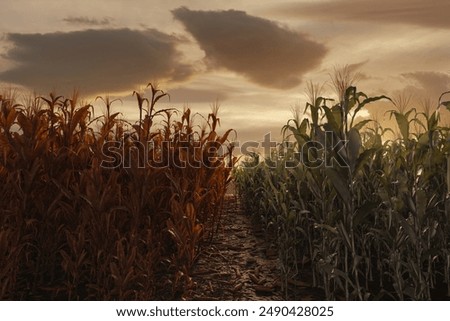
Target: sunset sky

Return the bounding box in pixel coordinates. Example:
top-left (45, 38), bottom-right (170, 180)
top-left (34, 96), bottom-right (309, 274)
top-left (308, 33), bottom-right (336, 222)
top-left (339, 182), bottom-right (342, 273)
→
top-left (1, 0), bottom-right (449, 143)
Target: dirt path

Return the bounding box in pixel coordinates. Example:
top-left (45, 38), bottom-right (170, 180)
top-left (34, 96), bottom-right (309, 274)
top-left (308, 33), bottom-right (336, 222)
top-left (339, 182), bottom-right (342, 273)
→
top-left (188, 193), bottom-right (324, 301)
top-left (188, 194), bottom-right (283, 300)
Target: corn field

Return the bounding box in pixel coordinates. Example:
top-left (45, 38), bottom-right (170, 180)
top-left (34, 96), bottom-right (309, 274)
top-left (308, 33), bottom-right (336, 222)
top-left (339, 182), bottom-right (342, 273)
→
top-left (2, 80), bottom-right (449, 301)
top-left (0, 84), bottom-right (234, 299)
top-left (235, 86), bottom-right (450, 300)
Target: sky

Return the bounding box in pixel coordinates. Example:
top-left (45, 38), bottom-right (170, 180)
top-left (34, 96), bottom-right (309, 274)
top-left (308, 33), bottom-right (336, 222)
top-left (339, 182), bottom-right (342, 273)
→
top-left (1, 0), bottom-right (450, 146)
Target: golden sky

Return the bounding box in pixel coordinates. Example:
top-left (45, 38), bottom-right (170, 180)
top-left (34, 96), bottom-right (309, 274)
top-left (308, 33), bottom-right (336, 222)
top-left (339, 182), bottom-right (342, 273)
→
top-left (1, 0), bottom-right (449, 143)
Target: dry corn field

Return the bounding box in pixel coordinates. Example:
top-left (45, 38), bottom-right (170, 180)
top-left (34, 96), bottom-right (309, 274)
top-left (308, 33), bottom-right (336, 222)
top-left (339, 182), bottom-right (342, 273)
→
top-left (0, 85), bottom-right (234, 300)
top-left (1, 83), bottom-right (450, 300)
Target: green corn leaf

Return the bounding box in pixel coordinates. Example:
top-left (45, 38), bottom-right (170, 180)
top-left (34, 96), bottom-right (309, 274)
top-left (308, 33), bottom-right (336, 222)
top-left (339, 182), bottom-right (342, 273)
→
top-left (441, 100), bottom-right (450, 111)
top-left (355, 148), bottom-right (376, 173)
top-left (352, 119), bottom-right (372, 131)
top-left (393, 111), bottom-right (409, 140)
top-left (427, 111), bottom-right (439, 131)
top-left (322, 105), bottom-right (340, 133)
top-left (326, 167), bottom-right (350, 206)
top-left (398, 216), bottom-right (418, 245)
top-left (337, 221), bottom-right (352, 250)
top-left (415, 189), bottom-right (427, 219)
top-left (350, 95), bottom-right (390, 126)
top-left (347, 128), bottom-right (361, 172)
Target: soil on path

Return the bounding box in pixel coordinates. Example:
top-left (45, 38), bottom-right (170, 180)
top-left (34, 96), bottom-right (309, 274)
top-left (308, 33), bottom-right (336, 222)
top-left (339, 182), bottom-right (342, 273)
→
top-left (187, 194), bottom-right (324, 301)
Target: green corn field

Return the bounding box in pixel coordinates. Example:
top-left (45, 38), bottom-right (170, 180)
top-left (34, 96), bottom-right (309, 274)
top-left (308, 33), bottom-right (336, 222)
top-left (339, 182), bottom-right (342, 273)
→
top-left (235, 80), bottom-right (450, 300)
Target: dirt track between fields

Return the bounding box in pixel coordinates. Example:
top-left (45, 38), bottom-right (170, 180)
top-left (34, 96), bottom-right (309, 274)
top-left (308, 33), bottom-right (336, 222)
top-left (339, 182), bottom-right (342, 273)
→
top-left (188, 194), bottom-right (324, 301)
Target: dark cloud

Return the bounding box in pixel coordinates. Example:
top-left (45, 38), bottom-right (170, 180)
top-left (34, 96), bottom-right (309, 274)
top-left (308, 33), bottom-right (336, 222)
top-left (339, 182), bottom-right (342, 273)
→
top-left (274, 0), bottom-right (450, 29)
top-left (402, 71), bottom-right (450, 98)
top-left (63, 16), bottom-right (113, 26)
top-left (172, 7), bottom-right (327, 89)
top-left (0, 28), bottom-right (193, 95)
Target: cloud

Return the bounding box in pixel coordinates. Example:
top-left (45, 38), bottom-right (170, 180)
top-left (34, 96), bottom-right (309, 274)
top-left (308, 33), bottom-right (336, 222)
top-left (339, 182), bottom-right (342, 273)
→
top-left (63, 16), bottom-right (113, 26)
top-left (401, 71), bottom-right (450, 98)
top-left (0, 28), bottom-right (193, 96)
top-left (274, 0), bottom-right (450, 29)
top-left (166, 87), bottom-right (229, 103)
top-left (172, 7), bottom-right (327, 89)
